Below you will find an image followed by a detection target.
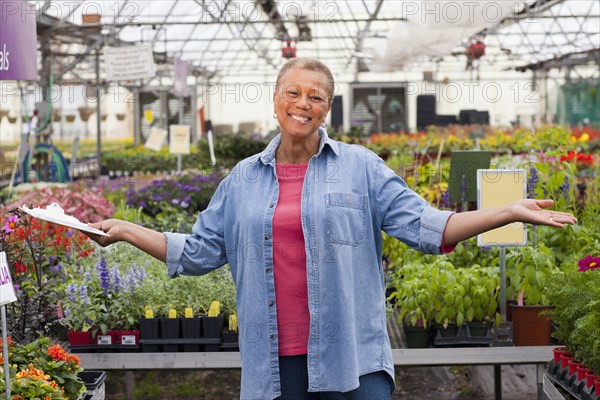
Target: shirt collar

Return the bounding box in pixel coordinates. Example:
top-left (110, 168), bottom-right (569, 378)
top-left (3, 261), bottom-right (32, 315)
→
top-left (259, 128), bottom-right (339, 165)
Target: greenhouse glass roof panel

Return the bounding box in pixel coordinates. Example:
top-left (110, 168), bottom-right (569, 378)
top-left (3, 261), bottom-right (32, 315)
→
top-left (26, 0), bottom-right (600, 79)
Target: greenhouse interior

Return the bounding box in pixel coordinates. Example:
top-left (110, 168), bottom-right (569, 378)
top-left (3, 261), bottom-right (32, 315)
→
top-left (0, 0), bottom-right (599, 399)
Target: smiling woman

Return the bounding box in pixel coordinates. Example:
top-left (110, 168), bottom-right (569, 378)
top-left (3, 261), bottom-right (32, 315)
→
top-left (273, 59), bottom-right (333, 164)
top-left (84, 58), bottom-right (576, 400)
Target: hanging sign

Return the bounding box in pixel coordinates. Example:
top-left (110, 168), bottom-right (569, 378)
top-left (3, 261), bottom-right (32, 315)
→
top-left (173, 57), bottom-right (190, 97)
top-left (169, 125), bottom-right (191, 155)
top-left (0, 1), bottom-right (37, 81)
top-left (0, 252), bottom-right (17, 306)
top-left (477, 169), bottom-right (527, 246)
top-left (105, 44), bottom-right (156, 81)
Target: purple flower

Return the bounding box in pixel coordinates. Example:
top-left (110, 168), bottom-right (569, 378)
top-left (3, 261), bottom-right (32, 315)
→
top-left (97, 256), bottom-right (111, 295)
top-left (66, 283), bottom-right (78, 302)
top-left (79, 284), bottom-right (90, 304)
top-left (527, 165), bottom-right (540, 199)
top-left (112, 264), bottom-right (123, 292)
top-left (441, 189), bottom-right (451, 209)
top-left (561, 176), bottom-right (571, 202)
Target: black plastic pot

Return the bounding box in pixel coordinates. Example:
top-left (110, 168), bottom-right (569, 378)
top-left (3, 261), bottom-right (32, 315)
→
top-left (181, 317), bottom-right (203, 352)
top-left (159, 318), bottom-right (181, 352)
top-left (140, 318), bottom-right (160, 353)
top-left (202, 316), bottom-right (224, 352)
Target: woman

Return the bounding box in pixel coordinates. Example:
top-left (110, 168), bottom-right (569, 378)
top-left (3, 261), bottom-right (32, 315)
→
top-left (88, 58), bottom-right (576, 400)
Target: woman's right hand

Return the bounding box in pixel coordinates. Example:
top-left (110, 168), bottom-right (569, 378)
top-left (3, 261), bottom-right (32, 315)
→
top-left (84, 219), bottom-right (167, 262)
top-left (86, 219), bottom-right (126, 247)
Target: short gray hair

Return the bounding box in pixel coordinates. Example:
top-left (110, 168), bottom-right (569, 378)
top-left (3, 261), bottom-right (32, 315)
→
top-left (275, 58), bottom-right (335, 104)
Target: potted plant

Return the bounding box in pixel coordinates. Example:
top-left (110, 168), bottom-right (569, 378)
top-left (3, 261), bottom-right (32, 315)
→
top-left (547, 255), bottom-right (600, 393)
top-left (181, 307), bottom-right (203, 352)
top-left (461, 267), bottom-right (499, 337)
top-left (506, 245), bottom-right (558, 346)
top-left (388, 262), bottom-right (436, 348)
top-left (0, 337), bottom-right (87, 400)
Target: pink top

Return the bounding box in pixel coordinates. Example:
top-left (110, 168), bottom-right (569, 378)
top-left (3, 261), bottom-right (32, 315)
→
top-left (272, 163), bottom-right (456, 356)
top-left (273, 164), bottom-right (310, 356)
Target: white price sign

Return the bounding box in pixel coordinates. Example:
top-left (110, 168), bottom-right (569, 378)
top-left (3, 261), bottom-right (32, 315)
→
top-left (121, 335), bottom-right (137, 345)
top-left (0, 252), bottom-right (17, 306)
top-left (97, 335), bottom-right (113, 345)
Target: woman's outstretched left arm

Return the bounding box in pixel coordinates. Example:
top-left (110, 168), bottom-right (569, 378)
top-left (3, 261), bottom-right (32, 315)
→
top-left (442, 199), bottom-right (577, 246)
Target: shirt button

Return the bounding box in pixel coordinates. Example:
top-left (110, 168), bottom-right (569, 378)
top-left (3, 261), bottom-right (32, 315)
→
top-left (268, 301), bottom-right (274, 307)
top-left (266, 268), bottom-right (272, 274)
top-left (265, 235), bottom-right (270, 240)
top-left (271, 334), bottom-right (277, 340)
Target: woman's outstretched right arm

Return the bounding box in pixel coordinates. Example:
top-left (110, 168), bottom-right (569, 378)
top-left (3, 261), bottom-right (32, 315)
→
top-left (87, 219), bottom-right (167, 262)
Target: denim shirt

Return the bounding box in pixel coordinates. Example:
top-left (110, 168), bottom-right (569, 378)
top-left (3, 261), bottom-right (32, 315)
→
top-left (164, 129), bottom-right (454, 400)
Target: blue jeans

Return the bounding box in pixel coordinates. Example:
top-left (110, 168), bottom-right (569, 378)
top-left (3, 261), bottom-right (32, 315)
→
top-left (277, 354), bottom-right (393, 400)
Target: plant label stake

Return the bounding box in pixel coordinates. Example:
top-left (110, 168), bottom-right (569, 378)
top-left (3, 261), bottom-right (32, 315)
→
top-left (1, 251), bottom-right (18, 399)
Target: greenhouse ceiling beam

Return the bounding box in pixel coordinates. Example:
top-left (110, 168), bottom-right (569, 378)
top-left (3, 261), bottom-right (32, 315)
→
top-left (152, 0), bottom-right (180, 46)
top-left (195, 0), bottom-right (278, 71)
top-left (55, 16), bottom-right (406, 30)
top-left (481, 0), bottom-right (568, 35)
top-left (516, 48), bottom-right (600, 71)
top-left (53, 38), bottom-right (104, 81)
top-left (45, 1), bottom-right (85, 32)
top-left (348, 0), bottom-right (384, 75)
top-left (150, 32), bottom-right (387, 43)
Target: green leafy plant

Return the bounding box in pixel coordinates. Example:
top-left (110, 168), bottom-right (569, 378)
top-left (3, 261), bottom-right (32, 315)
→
top-left (547, 255), bottom-right (600, 373)
top-left (507, 245), bottom-right (559, 306)
top-left (0, 337), bottom-right (86, 400)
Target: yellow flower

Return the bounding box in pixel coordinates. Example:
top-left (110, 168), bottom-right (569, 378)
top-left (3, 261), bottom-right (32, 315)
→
top-left (579, 133), bottom-right (590, 142)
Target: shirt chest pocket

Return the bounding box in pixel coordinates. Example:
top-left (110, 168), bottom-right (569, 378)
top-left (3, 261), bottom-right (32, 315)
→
top-left (325, 192), bottom-right (368, 247)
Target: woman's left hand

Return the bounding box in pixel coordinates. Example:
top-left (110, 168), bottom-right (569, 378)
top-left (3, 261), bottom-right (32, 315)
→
top-left (511, 199), bottom-right (577, 227)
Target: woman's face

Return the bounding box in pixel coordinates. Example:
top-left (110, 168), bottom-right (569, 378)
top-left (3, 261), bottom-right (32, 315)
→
top-left (274, 68), bottom-right (331, 140)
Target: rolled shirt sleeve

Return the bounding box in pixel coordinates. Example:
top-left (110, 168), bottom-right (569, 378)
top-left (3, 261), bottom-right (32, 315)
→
top-left (373, 156), bottom-right (454, 254)
top-left (162, 176), bottom-right (231, 277)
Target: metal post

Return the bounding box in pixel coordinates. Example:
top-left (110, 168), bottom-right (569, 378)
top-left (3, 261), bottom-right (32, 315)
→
top-left (133, 86), bottom-right (141, 147)
top-left (494, 365), bottom-right (502, 400)
top-left (95, 50), bottom-right (102, 175)
top-left (2, 305), bottom-right (10, 399)
top-left (125, 370), bottom-right (134, 400)
top-left (500, 247), bottom-right (507, 322)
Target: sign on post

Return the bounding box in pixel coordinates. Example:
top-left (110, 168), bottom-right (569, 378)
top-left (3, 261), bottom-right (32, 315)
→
top-left (0, 252), bottom-right (17, 306)
top-left (105, 44), bottom-right (156, 81)
top-left (169, 125), bottom-right (191, 155)
top-left (144, 127), bottom-right (168, 152)
top-left (477, 169), bottom-right (527, 246)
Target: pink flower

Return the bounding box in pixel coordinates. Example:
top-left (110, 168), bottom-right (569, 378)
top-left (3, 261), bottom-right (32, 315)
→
top-left (577, 256), bottom-right (600, 272)
top-left (1, 215), bottom-right (18, 234)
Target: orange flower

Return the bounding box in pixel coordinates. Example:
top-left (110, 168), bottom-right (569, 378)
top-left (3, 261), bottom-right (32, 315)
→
top-left (16, 364), bottom-right (50, 381)
top-left (47, 343), bottom-right (80, 366)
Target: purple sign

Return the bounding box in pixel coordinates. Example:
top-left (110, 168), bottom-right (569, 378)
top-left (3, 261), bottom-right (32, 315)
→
top-left (0, 1), bottom-right (37, 81)
top-left (174, 57), bottom-right (190, 97)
